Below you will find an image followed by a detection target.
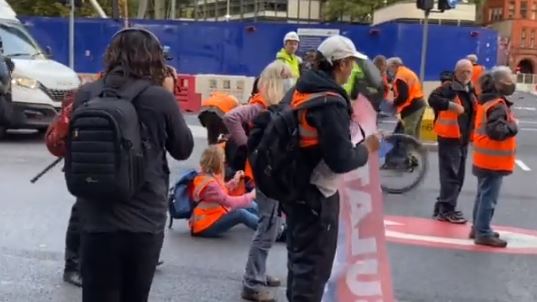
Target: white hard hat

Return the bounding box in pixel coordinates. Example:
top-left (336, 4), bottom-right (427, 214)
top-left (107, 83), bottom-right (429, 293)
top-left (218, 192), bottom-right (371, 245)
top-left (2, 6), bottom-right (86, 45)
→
top-left (283, 31), bottom-right (300, 44)
top-left (317, 35), bottom-right (367, 64)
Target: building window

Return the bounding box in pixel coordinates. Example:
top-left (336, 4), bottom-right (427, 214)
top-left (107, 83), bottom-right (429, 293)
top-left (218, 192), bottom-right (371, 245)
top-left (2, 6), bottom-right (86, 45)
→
top-left (489, 7), bottom-right (503, 21)
top-left (509, 1), bottom-right (515, 18)
top-left (521, 1), bottom-right (528, 18)
top-left (532, 3), bottom-right (537, 19)
top-left (522, 29), bottom-right (527, 47)
top-left (531, 30), bottom-right (536, 48)
top-left (495, 8), bottom-right (503, 21)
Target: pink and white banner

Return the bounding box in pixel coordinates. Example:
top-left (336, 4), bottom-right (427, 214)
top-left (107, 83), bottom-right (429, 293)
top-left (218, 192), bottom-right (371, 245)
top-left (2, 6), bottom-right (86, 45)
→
top-left (323, 95), bottom-right (395, 302)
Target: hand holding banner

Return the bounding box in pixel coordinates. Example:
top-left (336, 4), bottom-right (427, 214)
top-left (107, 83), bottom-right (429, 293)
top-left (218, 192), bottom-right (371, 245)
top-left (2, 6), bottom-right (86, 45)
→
top-left (323, 94), bottom-right (395, 302)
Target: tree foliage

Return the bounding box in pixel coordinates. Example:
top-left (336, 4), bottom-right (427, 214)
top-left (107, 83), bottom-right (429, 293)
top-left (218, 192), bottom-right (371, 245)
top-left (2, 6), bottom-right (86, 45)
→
top-left (7, 0), bottom-right (141, 18)
top-left (323, 0), bottom-right (401, 23)
top-left (7, 0), bottom-right (70, 17)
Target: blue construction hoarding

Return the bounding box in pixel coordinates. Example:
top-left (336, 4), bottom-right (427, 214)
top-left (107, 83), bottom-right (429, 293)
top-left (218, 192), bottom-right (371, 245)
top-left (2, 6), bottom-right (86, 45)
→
top-left (20, 17), bottom-right (498, 81)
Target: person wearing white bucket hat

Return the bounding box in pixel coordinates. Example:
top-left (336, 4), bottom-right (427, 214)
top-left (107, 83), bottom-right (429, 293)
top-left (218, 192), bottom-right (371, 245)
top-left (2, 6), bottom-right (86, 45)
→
top-left (281, 34), bottom-right (381, 302)
top-left (276, 31), bottom-right (302, 78)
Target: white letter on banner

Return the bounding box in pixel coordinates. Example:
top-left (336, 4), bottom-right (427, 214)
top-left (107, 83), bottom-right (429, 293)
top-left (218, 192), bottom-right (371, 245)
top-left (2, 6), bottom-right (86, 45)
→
top-left (347, 188), bottom-right (377, 255)
top-left (345, 259), bottom-right (383, 297)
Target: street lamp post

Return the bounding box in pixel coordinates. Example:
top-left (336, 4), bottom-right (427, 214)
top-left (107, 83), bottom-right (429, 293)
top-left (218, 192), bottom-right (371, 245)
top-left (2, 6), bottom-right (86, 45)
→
top-left (69, 0), bottom-right (75, 69)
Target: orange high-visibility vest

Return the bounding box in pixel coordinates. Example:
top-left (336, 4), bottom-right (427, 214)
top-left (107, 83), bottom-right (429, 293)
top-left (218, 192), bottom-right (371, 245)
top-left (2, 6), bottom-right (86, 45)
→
top-left (471, 65), bottom-right (485, 88)
top-left (248, 93), bottom-right (268, 108)
top-left (433, 94), bottom-right (476, 139)
top-left (200, 92), bottom-right (239, 117)
top-left (393, 66), bottom-right (424, 113)
top-left (291, 91), bottom-right (343, 148)
top-left (472, 98), bottom-right (516, 173)
top-left (189, 174), bottom-right (228, 235)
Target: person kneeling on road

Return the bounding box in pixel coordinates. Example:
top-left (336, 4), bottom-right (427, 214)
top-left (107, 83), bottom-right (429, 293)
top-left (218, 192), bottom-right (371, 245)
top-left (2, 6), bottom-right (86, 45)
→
top-left (429, 59), bottom-right (476, 223)
top-left (470, 67), bottom-right (518, 248)
top-left (189, 146), bottom-right (259, 237)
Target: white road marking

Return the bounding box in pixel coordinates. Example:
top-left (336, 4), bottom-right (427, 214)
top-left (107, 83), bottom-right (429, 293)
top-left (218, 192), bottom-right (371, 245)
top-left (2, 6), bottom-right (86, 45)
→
top-left (519, 120), bottom-right (537, 124)
top-left (515, 159), bottom-right (531, 171)
top-left (514, 106), bottom-right (536, 111)
top-left (386, 229), bottom-right (537, 249)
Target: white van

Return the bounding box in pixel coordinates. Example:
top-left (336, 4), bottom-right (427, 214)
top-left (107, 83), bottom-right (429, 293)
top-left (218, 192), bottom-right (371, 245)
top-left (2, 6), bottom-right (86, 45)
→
top-left (0, 1), bottom-right (80, 136)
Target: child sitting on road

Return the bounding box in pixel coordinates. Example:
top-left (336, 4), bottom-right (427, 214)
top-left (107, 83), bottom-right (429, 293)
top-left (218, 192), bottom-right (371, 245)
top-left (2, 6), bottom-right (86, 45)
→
top-left (189, 145), bottom-right (258, 237)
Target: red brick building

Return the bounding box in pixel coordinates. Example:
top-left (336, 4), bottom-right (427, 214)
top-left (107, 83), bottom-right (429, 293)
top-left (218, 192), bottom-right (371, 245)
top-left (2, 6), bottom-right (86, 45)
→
top-left (483, 0), bottom-right (537, 73)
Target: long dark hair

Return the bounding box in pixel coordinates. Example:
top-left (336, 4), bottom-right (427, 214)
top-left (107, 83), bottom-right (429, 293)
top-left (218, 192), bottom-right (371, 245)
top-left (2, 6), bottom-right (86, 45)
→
top-left (104, 29), bottom-right (167, 85)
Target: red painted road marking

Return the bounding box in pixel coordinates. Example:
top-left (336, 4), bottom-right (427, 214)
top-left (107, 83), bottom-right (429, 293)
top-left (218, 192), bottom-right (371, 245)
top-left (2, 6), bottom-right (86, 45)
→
top-left (384, 215), bottom-right (537, 255)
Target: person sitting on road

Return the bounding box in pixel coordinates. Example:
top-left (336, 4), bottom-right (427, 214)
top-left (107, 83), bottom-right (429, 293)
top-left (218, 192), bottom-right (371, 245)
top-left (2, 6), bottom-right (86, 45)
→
top-left (386, 57), bottom-right (426, 138)
top-left (189, 145), bottom-right (258, 237)
top-left (429, 59), bottom-right (477, 224)
top-left (470, 67), bottom-right (518, 248)
top-left (223, 60), bottom-right (293, 302)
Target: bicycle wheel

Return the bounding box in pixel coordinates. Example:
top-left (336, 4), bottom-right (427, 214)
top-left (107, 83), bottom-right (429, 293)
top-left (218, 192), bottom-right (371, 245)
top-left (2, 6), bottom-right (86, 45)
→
top-left (379, 133), bottom-right (428, 194)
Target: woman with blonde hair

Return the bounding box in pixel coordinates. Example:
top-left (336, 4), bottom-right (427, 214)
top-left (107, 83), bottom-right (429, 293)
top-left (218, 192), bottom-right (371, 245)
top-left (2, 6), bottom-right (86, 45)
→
top-left (189, 145), bottom-right (258, 237)
top-left (223, 60), bottom-right (294, 302)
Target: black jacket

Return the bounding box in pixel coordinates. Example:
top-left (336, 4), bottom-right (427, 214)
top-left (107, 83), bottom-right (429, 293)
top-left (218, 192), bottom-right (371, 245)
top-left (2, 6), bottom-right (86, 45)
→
top-left (75, 69), bottom-right (194, 233)
top-left (473, 93), bottom-right (518, 177)
top-left (428, 80), bottom-right (476, 145)
top-left (294, 70), bottom-right (369, 193)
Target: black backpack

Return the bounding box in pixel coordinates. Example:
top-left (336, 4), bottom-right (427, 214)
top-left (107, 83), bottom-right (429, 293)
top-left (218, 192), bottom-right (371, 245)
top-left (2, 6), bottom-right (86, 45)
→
top-left (64, 80), bottom-right (151, 202)
top-left (248, 91), bottom-right (345, 203)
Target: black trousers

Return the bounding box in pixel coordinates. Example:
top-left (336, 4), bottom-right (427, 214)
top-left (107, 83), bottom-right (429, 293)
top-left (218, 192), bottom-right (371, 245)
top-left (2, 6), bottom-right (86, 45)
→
top-left (435, 139), bottom-right (469, 214)
top-left (283, 188), bottom-right (339, 302)
top-left (64, 201), bottom-right (81, 272)
top-left (81, 231), bottom-right (164, 302)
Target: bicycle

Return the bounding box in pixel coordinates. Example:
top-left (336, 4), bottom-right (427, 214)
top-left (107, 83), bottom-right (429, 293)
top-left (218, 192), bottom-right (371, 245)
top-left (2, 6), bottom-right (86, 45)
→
top-left (377, 111), bottom-right (429, 194)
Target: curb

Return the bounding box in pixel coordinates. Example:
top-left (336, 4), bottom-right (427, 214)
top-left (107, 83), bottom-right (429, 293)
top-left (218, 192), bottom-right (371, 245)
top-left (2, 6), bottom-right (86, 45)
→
top-left (423, 141), bottom-right (438, 152)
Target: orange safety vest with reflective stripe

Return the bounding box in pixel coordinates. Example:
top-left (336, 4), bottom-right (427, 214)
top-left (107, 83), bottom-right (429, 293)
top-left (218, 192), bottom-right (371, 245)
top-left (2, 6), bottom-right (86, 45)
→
top-left (189, 174), bottom-right (229, 235)
top-left (200, 92), bottom-right (239, 117)
top-left (472, 98), bottom-right (516, 173)
top-left (393, 66), bottom-right (424, 113)
top-left (471, 65), bottom-right (485, 88)
top-left (433, 95), bottom-right (476, 139)
top-left (248, 93), bottom-right (268, 108)
top-left (291, 91), bottom-right (343, 148)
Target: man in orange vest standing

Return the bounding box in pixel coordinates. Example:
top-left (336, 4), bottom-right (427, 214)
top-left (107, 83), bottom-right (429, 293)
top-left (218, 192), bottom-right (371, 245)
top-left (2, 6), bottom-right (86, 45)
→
top-left (386, 57), bottom-right (426, 138)
top-left (429, 59), bottom-right (476, 223)
top-left (467, 54), bottom-right (485, 90)
top-left (471, 67), bottom-right (518, 248)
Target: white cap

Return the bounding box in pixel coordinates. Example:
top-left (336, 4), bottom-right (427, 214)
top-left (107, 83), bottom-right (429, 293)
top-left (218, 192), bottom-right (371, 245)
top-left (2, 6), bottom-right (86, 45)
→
top-left (317, 35), bottom-right (367, 64)
top-left (283, 31), bottom-right (300, 43)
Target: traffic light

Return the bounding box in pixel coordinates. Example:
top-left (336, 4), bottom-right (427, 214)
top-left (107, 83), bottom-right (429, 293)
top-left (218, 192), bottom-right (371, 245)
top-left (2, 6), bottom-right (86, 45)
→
top-left (438, 0), bottom-right (458, 11)
top-left (417, 0), bottom-right (434, 11)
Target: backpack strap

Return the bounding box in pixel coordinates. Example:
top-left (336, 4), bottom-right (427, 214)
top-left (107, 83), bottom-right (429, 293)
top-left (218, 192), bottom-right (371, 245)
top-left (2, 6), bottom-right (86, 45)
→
top-left (295, 92), bottom-right (347, 111)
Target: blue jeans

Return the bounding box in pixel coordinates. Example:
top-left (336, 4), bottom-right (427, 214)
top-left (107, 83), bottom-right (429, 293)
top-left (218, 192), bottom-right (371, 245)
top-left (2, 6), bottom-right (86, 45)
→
top-left (199, 205), bottom-right (259, 238)
top-left (472, 174), bottom-right (503, 238)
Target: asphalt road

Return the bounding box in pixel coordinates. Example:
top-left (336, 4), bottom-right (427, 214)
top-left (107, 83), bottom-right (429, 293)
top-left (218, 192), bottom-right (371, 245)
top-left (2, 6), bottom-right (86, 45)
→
top-left (1, 92), bottom-right (537, 302)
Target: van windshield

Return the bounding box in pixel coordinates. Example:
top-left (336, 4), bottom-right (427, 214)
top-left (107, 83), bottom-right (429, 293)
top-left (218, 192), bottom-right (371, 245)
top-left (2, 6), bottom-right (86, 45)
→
top-left (0, 23), bottom-right (43, 59)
